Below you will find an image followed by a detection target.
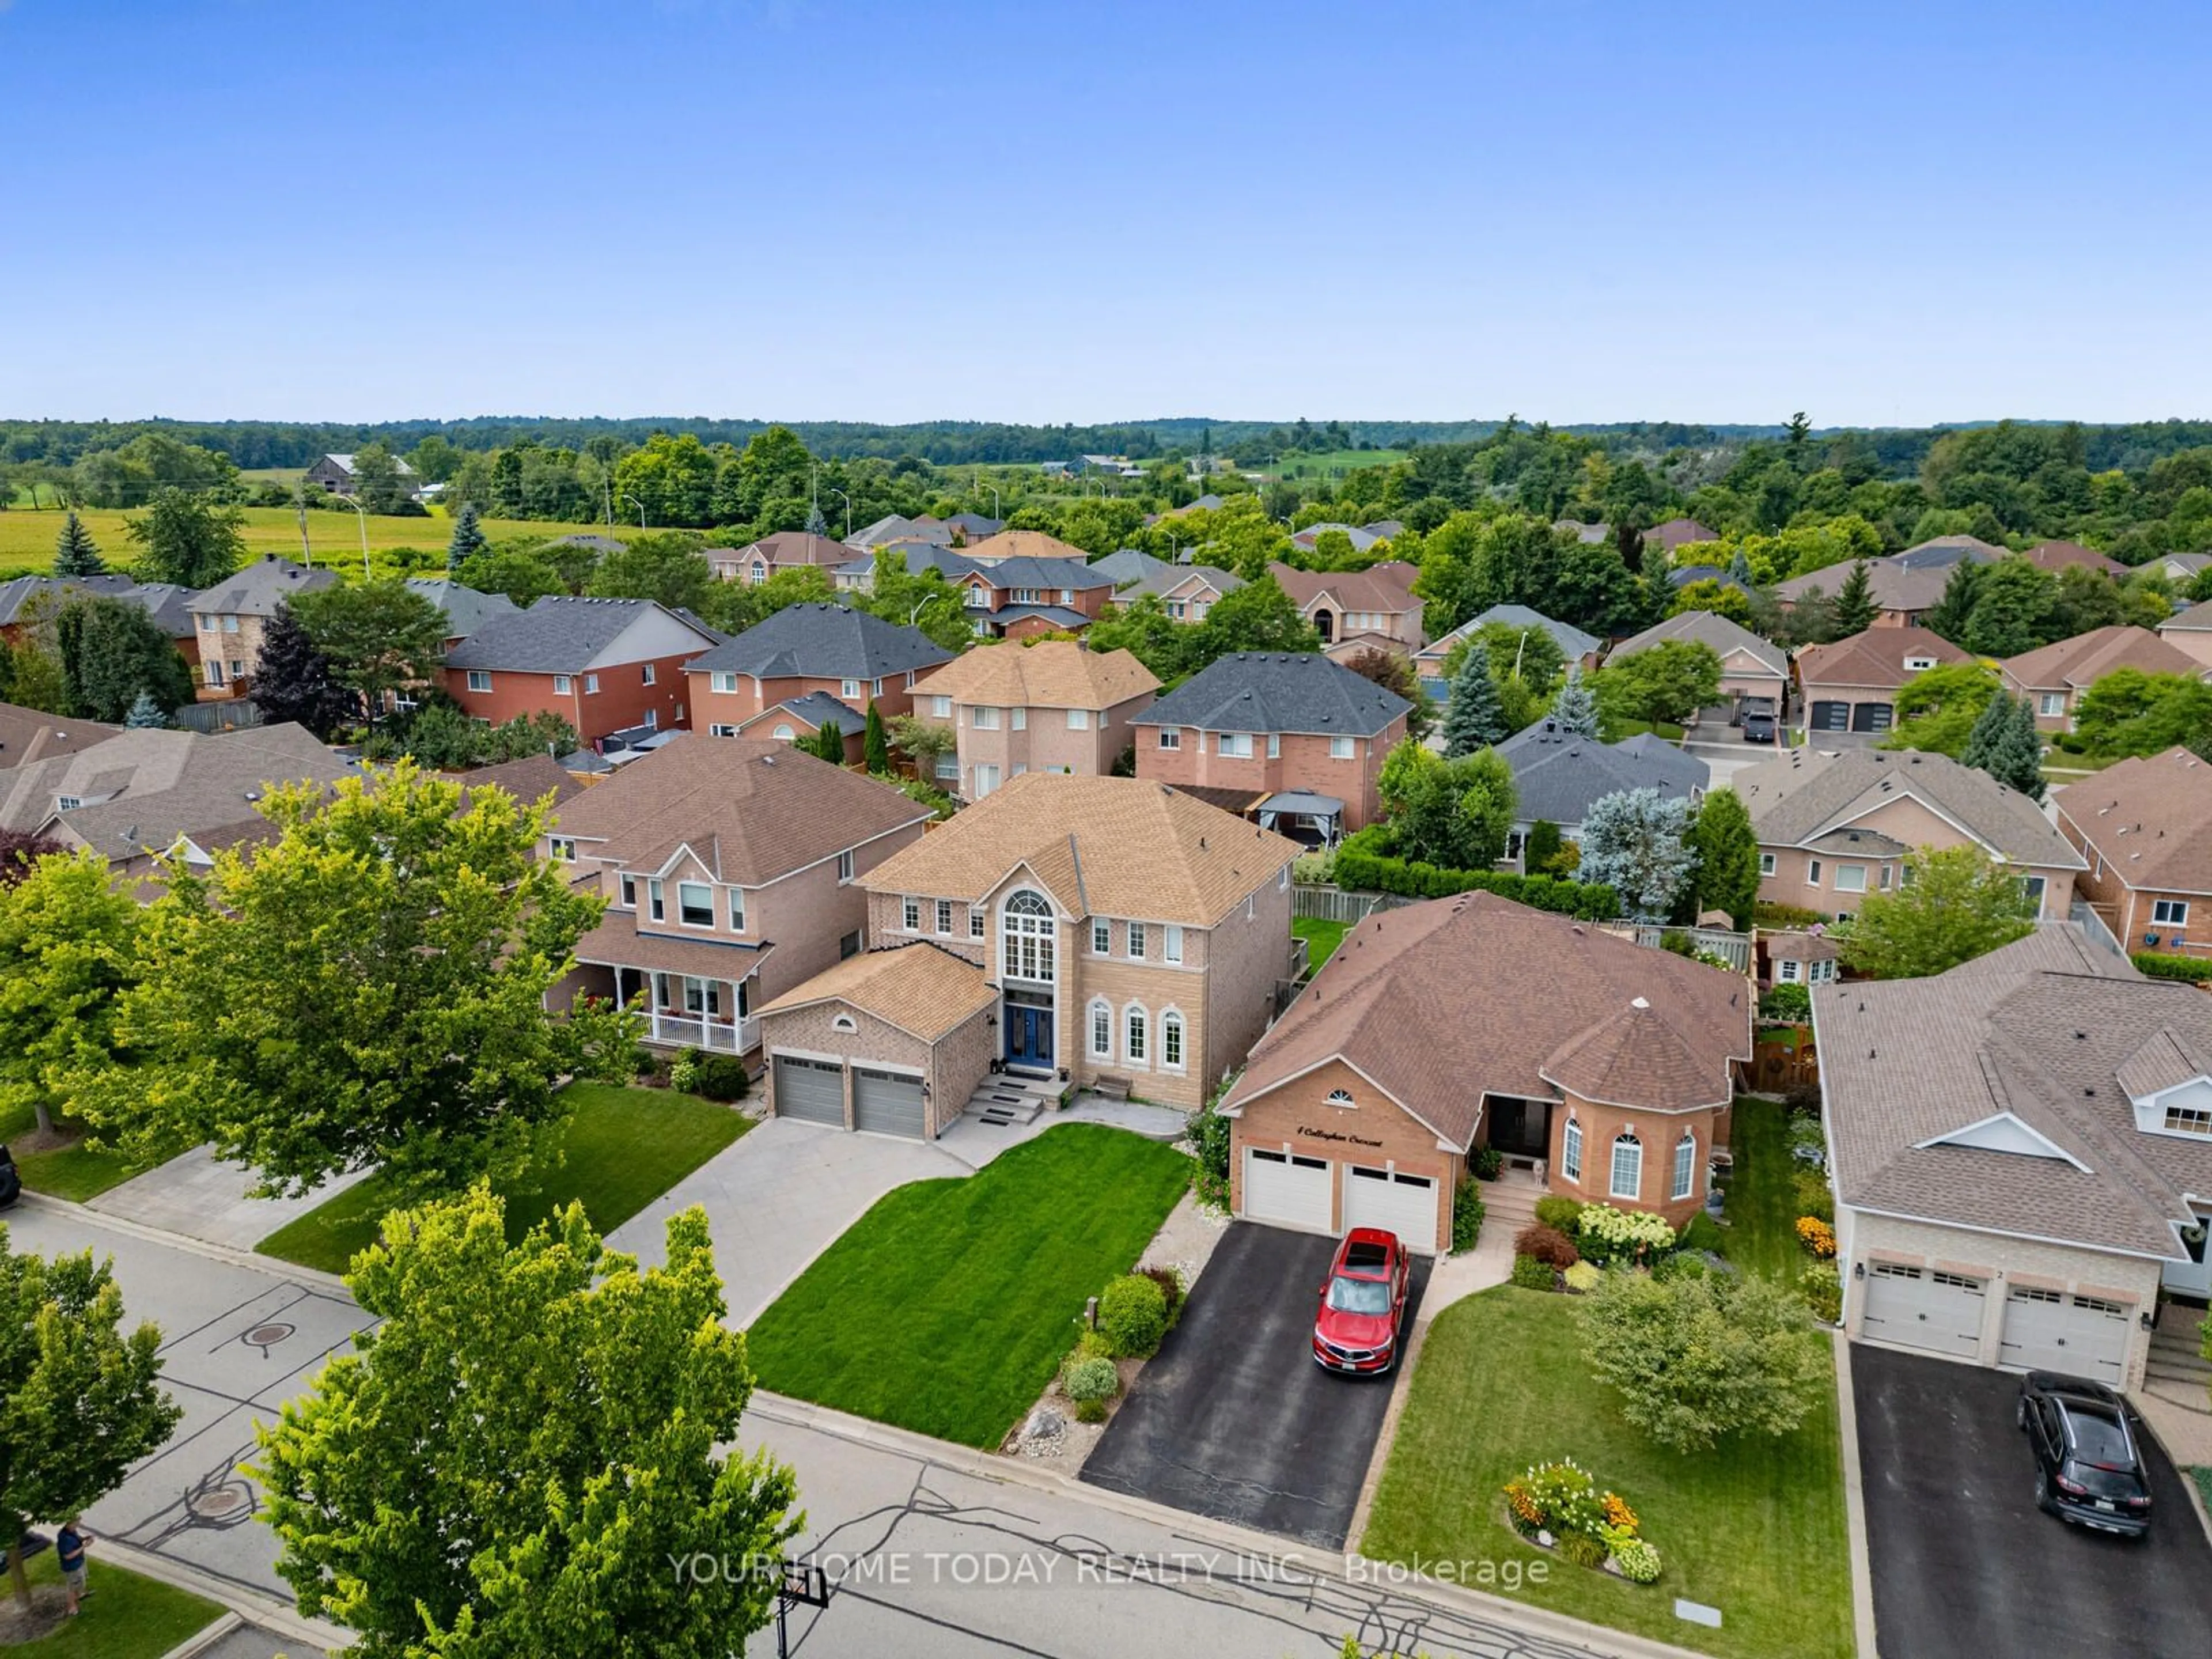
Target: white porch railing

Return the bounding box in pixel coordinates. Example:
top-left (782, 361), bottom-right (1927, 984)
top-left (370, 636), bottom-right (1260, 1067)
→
top-left (646, 1012), bottom-right (760, 1053)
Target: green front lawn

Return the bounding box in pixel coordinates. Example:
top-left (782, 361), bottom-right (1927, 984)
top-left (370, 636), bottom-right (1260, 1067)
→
top-left (745, 1124), bottom-right (1190, 1448)
top-left (1293, 916), bottom-right (1349, 968)
top-left (1, 1550), bottom-right (224, 1657)
top-left (0, 1099), bottom-right (142, 1203)
top-left (1715, 1097), bottom-right (1804, 1285)
top-left (255, 1084), bottom-right (751, 1274)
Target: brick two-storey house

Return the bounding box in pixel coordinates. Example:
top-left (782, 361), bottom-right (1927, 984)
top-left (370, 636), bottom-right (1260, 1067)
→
top-left (188, 555), bottom-right (339, 696)
top-left (681, 603), bottom-right (952, 741)
top-left (443, 596), bottom-right (724, 746)
top-left (2056, 747), bottom-right (2212, 959)
top-left (1268, 561), bottom-right (1425, 662)
top-left (706, 532), bottom-right (855, 587)
top-left (909, 639), bottom-right (1160, 798)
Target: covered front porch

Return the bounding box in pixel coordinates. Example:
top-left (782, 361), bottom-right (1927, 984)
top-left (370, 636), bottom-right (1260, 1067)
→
top-left (568, 905), bottom-right (774, 1056)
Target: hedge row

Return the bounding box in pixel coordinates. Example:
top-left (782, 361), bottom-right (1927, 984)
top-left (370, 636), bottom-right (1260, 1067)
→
top-left (1334, 828), bottom-right (1622, 920)
top-left (2133, 952), bottom-right (2212, 983)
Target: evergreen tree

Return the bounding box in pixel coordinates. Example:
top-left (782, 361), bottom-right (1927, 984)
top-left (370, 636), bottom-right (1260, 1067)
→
top-left (1924, 558), bottom-right (1984, 645)
top-left (862, 703), bottom-right (892, 774)
top-left (55, 596), bottom-right (195, 722)
top-left (1685, 787), bottom-right (1760, 930)
top-left (1550, 666), bottom-right (1599, 737)
top-left (804, 499), bottom-right (829, 536)
top-left (446, 502), bottom-right (487, 572)
top-left (811, 718), bottom-right (846, 763)
top-left (1959, 690), bottom-right (2045, 800)
top-left (1441, 639), bottom-right (1506, 756)
top-left (1578, 787), bottom-right (1699, 919)
top-left (52, 510), bottom-right (107, 577)
top-left (248, 606), bottom-right (355, 740)
top-left (124, 688), bottom-right (169, 728)
top-left (1831, 559), bottom-right (1878, 636)
top-left (1726, 549), bottom-right (1755, 588)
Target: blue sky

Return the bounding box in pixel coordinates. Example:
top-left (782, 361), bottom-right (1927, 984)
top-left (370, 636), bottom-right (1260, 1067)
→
top-left (3, 0), bottom-right (2208, 427)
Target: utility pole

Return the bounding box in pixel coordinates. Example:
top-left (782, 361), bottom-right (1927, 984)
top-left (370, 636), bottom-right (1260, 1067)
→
top-left (339, 495), bottom-right (371, 579)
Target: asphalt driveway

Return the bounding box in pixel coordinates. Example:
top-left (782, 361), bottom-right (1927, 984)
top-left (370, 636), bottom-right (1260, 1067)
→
top-left (1081, 1221), bottom-right (1427, 1550)
top-left (1853, 1343), bottom-right (2212, 1659)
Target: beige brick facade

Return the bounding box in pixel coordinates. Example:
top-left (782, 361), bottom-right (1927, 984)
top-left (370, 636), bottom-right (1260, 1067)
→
top-left (935, 691), bottom-right (1153, 797)
top-left (760, 999), bottom-right (994, 1139)
top-left (1756, 790), bottom-right (2080, 921)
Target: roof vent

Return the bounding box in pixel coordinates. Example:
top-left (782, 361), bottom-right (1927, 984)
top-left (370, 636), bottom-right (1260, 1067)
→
top-left (1631, 996), bottom-right (1649, 1009)
top-left (2085, 1086), bottom-right (2097, 1097)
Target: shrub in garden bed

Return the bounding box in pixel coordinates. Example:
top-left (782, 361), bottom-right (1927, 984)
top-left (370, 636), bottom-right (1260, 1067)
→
top-left (1501, 1459), bottom-right (1662, 1583)
top-left (1510, 1253), bottom-right (1558, 1290)
top-left (1472, 1145), bottom-right (1505, 1181)
top-left (1452, 1179), bottom-right (1485, 1251)
top-left (1061, 1354), bottom-right (1119, 1423)
top-left (1098, 1273), bottom-right (1169, 1357)
top-left (1801, 1262), bottom-right (1843, 1323)
top-left (1563, 1261), bottom-right (1600, 1293)
top-left (1533, 1194), bottom-right (1585, 1233)
top-left (1676, 1210), bottom-right (1724, 1254)
top-left (1185, 1092), bottom-right (1233, 1207)
top-left (1138, 1265), bottom-right (1184, 1323)
top-left (1514, 1223), bottom-right (1580, 1267)
top-left (1573, 1203), bottom-right (1675, 1267)
top-left (1791, 1167), bottom-right (1835, 1224)
top-left (1795, 1216), bottom-right (1836, 1259)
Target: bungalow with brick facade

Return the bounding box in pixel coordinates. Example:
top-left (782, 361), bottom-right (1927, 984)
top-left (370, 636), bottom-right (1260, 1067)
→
top-left (1497, 718), bottom-right (1707, 867)
top-left (1607, 609), bottom-right (1789, 719)
top-left (706, 532), bottom-right (855, 587)
top-left (1111, 563), bottom-right (1243, 622)
top-left (757, 774), bottom-right (1302, 1134)
top-left (1815, 926), bottom-right (2212, 1391)
top-left (2056, 747), bottom-right (2212, 960)
top-left (682, 603), bottom-right (952, 741)
top-left (1999, 624), bottom-right (2208, 733)
top-left (188, 555), bottom-right (339, 697)
top-left (910, 639), bottom-right (1160, 800)
top-left (1132, 652), bottom-right (1410, 844)
top-left (1793, 626), bottom-right (1971, 741)
top-left (443, 596), bottom-right (723, 746)
top-left (545, 734), bottom-right (932, 1057)
top-left (1268, 561), bottom-right (1425, 662)
top-left (1218, 892), bottom-right (1752, 1252)
top-left (1737, 746), bottom-right (2086, 923)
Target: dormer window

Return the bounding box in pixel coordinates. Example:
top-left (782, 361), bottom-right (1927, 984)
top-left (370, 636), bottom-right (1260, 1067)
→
top-left (1904, 656), bottom-right (1935, 672)
top-left (2164, 1105), bottom-right (2212, 1137)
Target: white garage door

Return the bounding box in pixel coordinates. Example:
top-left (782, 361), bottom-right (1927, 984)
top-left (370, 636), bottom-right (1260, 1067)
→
top-left (772, 1055), bottom-right (845, 1127)
top-left (1243, 1148), bottom-right (1332, 1232)
top-left (1342, 1164), bottom-right (1441, 1255)
top-left (852, 1066), bottom-right (926, 1139)
top-left (1860, 1263), bottom-right (1985, 1358)
top-left (1999, 1287), bottom-right (2129, 1384)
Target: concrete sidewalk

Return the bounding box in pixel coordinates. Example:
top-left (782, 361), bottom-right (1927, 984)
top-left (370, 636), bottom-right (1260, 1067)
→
top-left (89, 1146), bottom-right (375, 1253)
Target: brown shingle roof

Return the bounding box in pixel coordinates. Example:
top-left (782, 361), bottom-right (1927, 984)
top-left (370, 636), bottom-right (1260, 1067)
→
top-left (1222, 892), bottom-right (1751, 1146)
top-left (456, 754), bottom-right (585, 809)
top-left (2054, 747), bottom-right (2212, 897)
top-left (760, 942), bottom-right (994, 1040)
top-left (1793, 626), bottom-right (1970, 692)
top-left (0, 700), bottom-right (122, 771)
top-left (549, 734), bottom-right (928, 885)
top-left (862, 772), bottom-right (1300, 926)
top-left (960, 529), bottom-right (1093, 565)
top-left (2023, 540), bottom-right (2126, 576)
top-left (912, 640), bottom-right (1160, 710)
top-left (1267, 561), bottom-right (1421, 616)
top-left (1735, 746), bottom-right (2084, 869)
top-left (1774, 560), bottom-right (1951, 615)
top-left (2000, 624), bottom-right (2205, 693)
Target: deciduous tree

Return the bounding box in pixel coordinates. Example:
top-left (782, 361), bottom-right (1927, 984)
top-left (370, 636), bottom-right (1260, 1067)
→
top-left (123, 488), bottom-right (245, 590)
top-left (1837, 844), bottom-right (2038, 979)
top-left (885, 714), bottom-right (957, 784)
top-left (79, 764), bottom-right (635, 1199)
top-left (1376, 740), bottom-right (1516, 870)
top-left (0, 849), bottom-right (143, 1138)
top-left (1592, 641), bottom-right (1723, 730)
top-left (290, 579), bottom-right (450, 724)
top-left (1883, 662), bottom-right (1999, 756)
top-left (1188, 573), bottom-right (1323, 664)
top-left (55, 594), bottom-right (194, 722)
top-left (350, 444), bottom-right (415, 516)
top-left (584, 533), bottom-right (715, 614)
top-left (253, 1190), bottom-right (799, 1659)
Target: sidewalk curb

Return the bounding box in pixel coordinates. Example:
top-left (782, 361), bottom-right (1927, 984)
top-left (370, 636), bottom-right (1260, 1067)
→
top-left (751, 1389), bottom-right (1718, 1659)
top-left (10, 1190), bottom-right (354, 1297)
top-left (1831, 1331), bottom-right (1880, 1659)
top-left (153, 1610), bottom-right (241, 1659)
top-left (101, 1537), bottom-right (350, 1653)
top-left (2131, 1406), bottom-right (2212, 1549)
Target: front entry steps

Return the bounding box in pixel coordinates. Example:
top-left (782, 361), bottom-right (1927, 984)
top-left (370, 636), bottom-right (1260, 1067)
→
top-left (964, 1074), bottom-right (1061, 1127)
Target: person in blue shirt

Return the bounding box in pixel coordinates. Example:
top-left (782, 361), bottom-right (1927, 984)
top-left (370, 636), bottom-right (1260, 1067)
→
top-left (55, 1520), bottom-right (89, 1616)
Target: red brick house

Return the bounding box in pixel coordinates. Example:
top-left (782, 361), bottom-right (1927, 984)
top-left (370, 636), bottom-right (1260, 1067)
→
top-left (1267, 561), bottom-right (1426, 662)
top-left (949, 556), bottom-right (1116, 640)
top-left (442, 596), bottom-right (724, 746)
top-left (682, 603), bottom-right (953, 736)
top-left (1132, 651), bottom-right (1410, 843)
top-left (2056, 747), bottom-right (2212, 959)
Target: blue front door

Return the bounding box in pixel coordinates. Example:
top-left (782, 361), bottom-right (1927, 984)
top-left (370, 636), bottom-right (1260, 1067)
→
top-left (1006, 1003), bottom-right (1053, 1070)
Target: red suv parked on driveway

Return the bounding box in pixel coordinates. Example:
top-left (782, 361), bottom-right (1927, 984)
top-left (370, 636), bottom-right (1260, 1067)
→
top-left (1312, 1228), bottom-right (1410, 1375)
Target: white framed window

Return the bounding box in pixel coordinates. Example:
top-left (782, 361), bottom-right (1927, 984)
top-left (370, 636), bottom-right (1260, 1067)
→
top-left (1904, 655), bottom-right (1936, 672)
top-left (930, 695), bottom-right (952, 718)
top-left (1759, 851), bottom-right (1777, 876)
top-left (204, 661), bottom-right (226, 687)
top-left (903, 896), bottom-right (921, 932)
top-left (221, 613), bottom-right (240, 632)
top-left (2039, 692), bottom-right (2065, 717)
top-left (548, 835), bottom-right (577, 862)
top-left (1163, 924), bottom-right (1184, 964)
top-left (618, 874), bottom-right (637, 908)
top-left (1266, 733), bottom-right (1280, 759)
top-left (1809, 959), bottom-right (1838, 984)
top-left (1090, 999), bottom-right (1112, 1058)
top-left (1161, 1010), bottom-right (1185, 1069)
top-left (709, 724), bottom-right (739, 737)
top-left (1012, 707), bottom-right (1027, 730)
top-left (2021, 874), bottom-right (2047, 914)
top-left (772, 724), bottom-right (795, 741)
top-left (711, 671), bottom-right (740, 694)
top-left (642, 663), bottom-right (657, 685)
top-left (749, 562), bottom-right (768, 585)
top-left (842, 679), bottom-right (861, 698)
top-left (552, 674), bottom-right (572, 695)
top-left (1124, 1004), bottom-right (1147, 1065)
top-left (1835, 865), bottom-right (1868, 894)
top-left (1672, 1132), bottom-right (1697, 1201)
top-left (836, 850), bottom-right (855, 882)
top-left (969, 906), bottom-right (984, 938)
top-left (972, 706), bottom-right (1000, 729)
top-left (1092, 919), bottom-right (1111, 954)
top-left (1562, 1116), bottom-right (1582, 1183)
top-left (1778, 959), bottom-right (1802, 983)
top-left (584, 673), bottom-right (600, 694)
top-left (1609, 1132), bottom-right (1642, 1200)
top-left (934, 753), bottom-right (959, 781)
top-left (727, 888), bottom-right (746, 931)
top-left (2162, 1105), bottom-right (2212, 1137)
top-left (467, 670), bottom-right (492, 692)
top-left (677, 881), bottom-right (714, 927)
top-left (1067, 707), bottom-right (1090, 730)
top-left (647, 878), bottom-right (665, 922)
top-left (1002, 890), bottom-right (1056, 982)
top-left (2154, 899), bottom-right (2190, 926)
top-left (936, 899), bottom-right (954, 935)
top-left (1218, 732), bottom-right (1253, 758)
top-left (1157, 727), bottom-right (1181, 749)
top-left (1330, 736), bottom-right (1353, 759)
top-left (1324, 1088), bottom-right (1355, 1108)
top-left (1806, 859), bottom-right (1823, 887)
top-left (1127, 922), bottom-right (1146, 959)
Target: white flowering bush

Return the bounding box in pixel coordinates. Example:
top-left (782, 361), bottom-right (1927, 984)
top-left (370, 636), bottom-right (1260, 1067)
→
top-left (1575, 1203), bottom-right (1676, 1264)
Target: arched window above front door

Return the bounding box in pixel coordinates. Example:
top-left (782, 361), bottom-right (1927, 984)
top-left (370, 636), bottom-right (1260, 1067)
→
top-left (1002, 890), bottom-right (1056, 983)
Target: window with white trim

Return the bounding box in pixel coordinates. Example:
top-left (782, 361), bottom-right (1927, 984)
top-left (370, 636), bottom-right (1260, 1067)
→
top-left (642, 663), bottom-right (656, 685)
top-left (1330, 736), bottom-right (1353, 759)
top-left (1161, 1011), bottom-right (1184, 1069)
top-left (930, 695), bottom-right (952, 717)
top-left (1011, 707), bottom-right (1027, 730)
top-left (1267, 733), bottom-right (1281, 758)
top-left (1778, 959), bottom-right (1801, 983)
top-left (1157, 727), bottom-right (1181, 749)
top-left (1609, 1132), bottom-right (1642, 1200)
top-left (677, 882), bottom-right (714, 927)
top-left (647, 879), bottom-right (665, 921)
top-left (1672, 1132), bottom-right (1697, 1200)
top-left (1090, 999), bottom-right (1112, 1058)
top-left (548, 836), bottom-right (577, 862)
top-left (836, 850), bottom-right (855, 882)
top-left (709, 724), bottom-right (739, 737)
top-left (842, 679), bottom-right (862, 698)
top-left (969, 906), bottom-right (984, 938)
top-left (711, 671), bottom-right (740, 694)
top-left (902, 897), bottom-right (920, 931)
top-left (935, 899), bottom-right (953, 935)
top-left (727, 888), bottom-right (746, 931)
top-left (1163, 924), bottom-right (1184, 964)
top-left (1759, 851), bottom-right (1777, 876)
top-left (584, 673), bottom-right (600, 694)
top-left (1325, 1088), bottom-right (1355, 1107)
top-left (1219, 732), bottom-right (1253, 757)
top-left (1002, 890), bottom-right (1056, 982)
top-left (972, 705), bottom-right (999, 729)
top-left (1809, 959), bottom-right (1837, 983)
top-left (2038, 692), bottom-right (2065, 716)
top-left (467, 670), bottom-right (492, 692)
top-left (2161, 1104), bottom-right (2211, 1137)
top-left (1806, 859), bottom-right (1823, 886)
top-left (1092, 919), bottom-right (1111, 954)
top-left (1067, 707), bottom-right (1090, 729)
top-left (1127, 922), bottom-right (1146, 959)
top-left (552, 674), bottom-right (572, 695)
top-left (1124, 1004), bottom-right (1147, 1065)
top-left (1562, 1116), bottom-right (1582, 1183)
top-left (1835, 864), bottom-right (1868, 894)
top-left (618, 874), bottom-right (636, 908)
top-left (2154, 899), bottom-right (2190, 926)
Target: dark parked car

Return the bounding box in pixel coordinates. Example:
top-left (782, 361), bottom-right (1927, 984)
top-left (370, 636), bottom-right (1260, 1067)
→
top-left (0, 1145), bottom-right (19, 1209)
top-left (1738, 695), bottom-right (1778, 743)
top-left (2018, 1371), bottom-right (2152, 1537)
top-left (1312, 1228), bottom-right (1410, 1376)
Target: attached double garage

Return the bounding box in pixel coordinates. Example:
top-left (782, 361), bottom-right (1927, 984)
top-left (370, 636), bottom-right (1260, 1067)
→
top-left (1844, 1213), bottom-right (2160, 1391)
top-left (771, 1053), bottom-right (930, 1138)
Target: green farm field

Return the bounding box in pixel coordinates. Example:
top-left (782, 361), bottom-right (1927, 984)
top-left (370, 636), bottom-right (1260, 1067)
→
top-left (1269, 447), bottom-right (1406, 483)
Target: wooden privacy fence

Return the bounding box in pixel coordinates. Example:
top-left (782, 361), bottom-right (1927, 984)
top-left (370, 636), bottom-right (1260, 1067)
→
top-left (1291, 885), bottom-right (1410, 925)
top-left (1751, 1028), bottom-right (1819, 1093)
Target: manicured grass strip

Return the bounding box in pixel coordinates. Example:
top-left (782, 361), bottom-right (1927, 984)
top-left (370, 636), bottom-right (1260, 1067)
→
top-left (1717, 1096), bottom-right (1805, 1285)
top-left (255, 1084), bottom-right (750, 1274)
top-left (2193, 1467), bottom-right (2212, 1514)
top-left (2, 1549), bottom-right (224, 1657)
top-left (0, 1099), bottom-right (143, 1203)
top-left (1362, 1288), bottom-right (1851, 1659)
top-left (1293, 916), bottom-right (1349, 968)
top-left (745, 1124), bottom-right (1190, 1449)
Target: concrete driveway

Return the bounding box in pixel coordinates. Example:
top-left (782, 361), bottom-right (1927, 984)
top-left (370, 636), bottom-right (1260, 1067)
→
top-left (88, 1145), bottom-right (374, 1252)
top-left (1081, 1222), bottom-right (1427, 1550)
top-left (1853, 1343), bottom-right (2212, 1659)
top-left (601, 1116), bottom-right (967, 1325)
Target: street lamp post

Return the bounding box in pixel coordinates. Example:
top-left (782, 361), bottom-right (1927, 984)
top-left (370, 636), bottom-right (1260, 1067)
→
top-left (338, 494), bottom-right (372, 579)
top-left (619, 493), bottom-right (647, 530)
top-left (829, 488), bottom-right (853, 540)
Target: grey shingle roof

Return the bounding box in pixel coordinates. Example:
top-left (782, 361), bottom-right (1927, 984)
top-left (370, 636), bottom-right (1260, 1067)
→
top-left (1091, 548), bottom-right (1176, 587)
top-left (1419, 604), bottom-right (1600, 666)
top-left (681, 603), bottom-right (952, 679)
top-left (0, 574), bottom-right (196, 639)
top-left (185, 555), bottom-right (338, 618)
top-left (746, 691), bottom-right (863, 734)
top-left (404, 578), bottom-right (520, 642)
top-left (1812, 926), bottom-right (2212, 1259)
top-left (1734, 747), bottom-right (2086, 869)
top-left (1131, 652), bottom-right (1410, 738)
top-left (444, 596), bottom-right (722, 672)
top-left (1118, 565), bottom-right (1244, 604)
top-left (1496, 719), bottom-right (1708, 825)
top-left (1608, 609), bottom-right (1787, 677)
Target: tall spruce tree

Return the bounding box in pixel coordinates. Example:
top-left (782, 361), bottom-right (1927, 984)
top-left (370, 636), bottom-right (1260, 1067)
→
top-left (1831, 559), bottom-right (1878, 635)
top-left (862, 703), bottom-right (892, 774)
top-left (248, 606), bottom-right (355, 740)
top-left (1550, 665), bottom-right (1600, 737)
top-left (1441, 639), bottom-right (1506, 756)
top-left (446, 502), bottom-right (487, 572)
top-left (52, 510), bottom-right (107, 577)
top-left (124, 688), bottom-right (169, 729)
top-left (1960, 690), bottom-right (2045, 800)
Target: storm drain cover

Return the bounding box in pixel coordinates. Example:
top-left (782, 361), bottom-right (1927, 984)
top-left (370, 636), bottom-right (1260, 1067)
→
top-left (241, 1322), bottom-right (294, 1355)
top-left (187, 1483), bottom-right (252, 1522)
